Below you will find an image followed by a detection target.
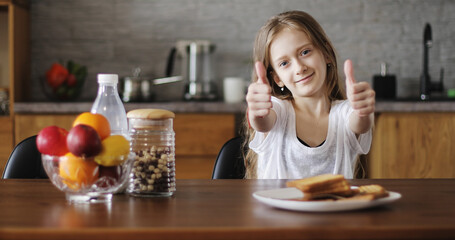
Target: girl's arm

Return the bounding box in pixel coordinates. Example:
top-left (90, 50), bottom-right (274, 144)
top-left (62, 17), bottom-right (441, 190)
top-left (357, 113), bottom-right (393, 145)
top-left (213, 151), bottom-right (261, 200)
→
top-left (349, 112), bottom-right (374, 135)
top-left (246, 62), bottom-right (277, 133)
top-left (344, 59), bottom-right (376, 135)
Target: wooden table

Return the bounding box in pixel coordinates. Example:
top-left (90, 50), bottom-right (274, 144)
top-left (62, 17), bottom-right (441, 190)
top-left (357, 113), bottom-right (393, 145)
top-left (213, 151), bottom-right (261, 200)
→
top-left (0, 179), bottom-right (454, 240)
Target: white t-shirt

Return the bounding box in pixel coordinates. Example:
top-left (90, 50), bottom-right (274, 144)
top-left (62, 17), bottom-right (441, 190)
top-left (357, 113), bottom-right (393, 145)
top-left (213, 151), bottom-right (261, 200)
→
top-left (249, 97), bottom-right (372, 179)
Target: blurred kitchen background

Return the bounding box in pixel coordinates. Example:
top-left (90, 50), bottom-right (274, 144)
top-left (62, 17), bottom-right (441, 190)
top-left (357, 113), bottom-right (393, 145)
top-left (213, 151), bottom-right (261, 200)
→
top-left (28, 0), bottom-right (455, 102)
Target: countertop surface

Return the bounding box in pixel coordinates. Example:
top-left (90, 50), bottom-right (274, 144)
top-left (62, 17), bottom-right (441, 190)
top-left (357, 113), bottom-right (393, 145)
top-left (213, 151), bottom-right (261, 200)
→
top-left (375, 100), bottom-right (455, 112)
top-left (13, 100), bottom-right (455, 114)
top-left (14, 101), bottom-right (248, 114)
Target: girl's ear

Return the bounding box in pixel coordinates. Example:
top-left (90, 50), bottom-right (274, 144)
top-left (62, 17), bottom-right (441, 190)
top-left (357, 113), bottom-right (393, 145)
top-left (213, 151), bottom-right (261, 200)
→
top-left (271, 71), bottom-right (284, 87)
top-left (325, 55), bottom-right (331, 65)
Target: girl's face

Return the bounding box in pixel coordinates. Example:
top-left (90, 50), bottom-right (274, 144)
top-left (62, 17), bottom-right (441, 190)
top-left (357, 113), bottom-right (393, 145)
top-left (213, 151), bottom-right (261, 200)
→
top-left (269, 28), bottom-right (328, 99)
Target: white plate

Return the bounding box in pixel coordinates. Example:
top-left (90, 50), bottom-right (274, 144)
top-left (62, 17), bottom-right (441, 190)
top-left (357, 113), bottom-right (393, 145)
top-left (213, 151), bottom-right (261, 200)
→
top-left (253, 187), bottom-right (401, 212)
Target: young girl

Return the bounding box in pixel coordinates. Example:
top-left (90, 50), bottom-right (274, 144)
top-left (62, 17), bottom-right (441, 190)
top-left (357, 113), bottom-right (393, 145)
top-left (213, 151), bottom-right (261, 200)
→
top-left (243, 10), bottom-right (375, 179)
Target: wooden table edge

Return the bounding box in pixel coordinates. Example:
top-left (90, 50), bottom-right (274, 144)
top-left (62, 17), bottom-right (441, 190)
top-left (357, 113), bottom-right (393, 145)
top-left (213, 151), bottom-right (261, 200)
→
top-left (1, 226), bottom-right (455, 240)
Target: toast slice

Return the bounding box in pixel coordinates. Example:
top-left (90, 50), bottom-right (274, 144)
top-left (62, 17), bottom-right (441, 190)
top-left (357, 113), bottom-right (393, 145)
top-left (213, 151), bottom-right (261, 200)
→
top-left (300, 181), bottom-right (355, 200)
top-left (357, 184), bottom-right (389, 199)
top-left (286, 175), bottom-right (390, 201)
top-left (286, 174), bottom-right (346, 192)
top-left (287, 174), bottom-right (354, 200)
top-left (329, 185), bottom-right (389, 202)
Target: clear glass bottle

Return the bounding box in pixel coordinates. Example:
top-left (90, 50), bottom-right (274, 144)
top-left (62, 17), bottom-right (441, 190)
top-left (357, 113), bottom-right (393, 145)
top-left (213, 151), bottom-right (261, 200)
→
top-left (126, 109), bottom-right (176, 197)
top-left (91, 74), bottom-right (128, 137)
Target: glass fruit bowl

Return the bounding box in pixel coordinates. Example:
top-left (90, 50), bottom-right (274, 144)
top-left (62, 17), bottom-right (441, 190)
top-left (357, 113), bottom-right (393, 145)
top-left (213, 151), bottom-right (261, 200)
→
top-left (42, 153), bottom-right (134, 203)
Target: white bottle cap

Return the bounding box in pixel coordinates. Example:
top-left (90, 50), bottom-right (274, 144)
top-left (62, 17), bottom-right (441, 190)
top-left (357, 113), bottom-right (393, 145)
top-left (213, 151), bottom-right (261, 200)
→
top-left (97, 74), bottom-right (118, 85)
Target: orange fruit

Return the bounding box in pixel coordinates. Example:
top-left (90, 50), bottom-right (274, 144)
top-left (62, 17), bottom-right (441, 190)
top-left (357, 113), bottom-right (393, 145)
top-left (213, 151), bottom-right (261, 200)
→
top-left (72, 112), bottom-right (110, 140)
top-left (59, 152), bottom-right (99, 190)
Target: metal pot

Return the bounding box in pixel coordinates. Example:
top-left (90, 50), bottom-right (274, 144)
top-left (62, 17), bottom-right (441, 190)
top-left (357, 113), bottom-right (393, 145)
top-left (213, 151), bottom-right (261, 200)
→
top-left (122, 68), bottom-right (182, 102)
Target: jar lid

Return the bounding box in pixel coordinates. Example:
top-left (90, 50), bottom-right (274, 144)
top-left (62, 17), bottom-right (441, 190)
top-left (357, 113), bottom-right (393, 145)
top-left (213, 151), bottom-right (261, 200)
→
top-left (127, 109), bottom-right (175, 119)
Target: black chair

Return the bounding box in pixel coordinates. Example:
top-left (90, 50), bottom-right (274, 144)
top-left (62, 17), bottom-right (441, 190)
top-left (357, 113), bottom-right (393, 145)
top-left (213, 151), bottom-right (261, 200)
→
top-left (2, 135), bottom-right (48, 179)
top-left (212, 136), bottom-right (245, 179)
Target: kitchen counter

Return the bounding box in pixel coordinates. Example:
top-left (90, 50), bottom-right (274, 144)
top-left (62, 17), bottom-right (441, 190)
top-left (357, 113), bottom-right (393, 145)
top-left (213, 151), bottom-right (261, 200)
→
top-left (13, 100), bottom-right (455, 114)
top-left (375, 100), bottom-right (455, 112)
top-left (14, 101), bottom-right (248, 114)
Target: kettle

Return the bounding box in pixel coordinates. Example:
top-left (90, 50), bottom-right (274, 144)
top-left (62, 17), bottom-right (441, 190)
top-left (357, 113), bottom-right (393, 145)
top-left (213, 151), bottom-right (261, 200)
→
top-left (166, 40), bottom-right (217, 100)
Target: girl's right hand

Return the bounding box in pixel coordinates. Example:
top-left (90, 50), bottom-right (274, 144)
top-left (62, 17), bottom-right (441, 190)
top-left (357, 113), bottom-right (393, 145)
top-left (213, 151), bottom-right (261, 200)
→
top-left (246, 62), bottom-right (273, 119)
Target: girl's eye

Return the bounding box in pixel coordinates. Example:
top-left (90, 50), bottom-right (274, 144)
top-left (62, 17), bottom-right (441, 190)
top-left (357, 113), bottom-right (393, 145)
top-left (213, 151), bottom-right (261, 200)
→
top-left (278, 61), bottom-right (289, 68)
top-left (301, 49), bottom-right (311, 56)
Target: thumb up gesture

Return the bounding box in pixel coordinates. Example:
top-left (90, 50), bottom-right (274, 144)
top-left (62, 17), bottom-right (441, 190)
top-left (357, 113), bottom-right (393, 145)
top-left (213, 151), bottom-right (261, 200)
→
top-left (246, 61), bottom-right (273, 119)
top-left (344, 59), bottom-right (375, 117)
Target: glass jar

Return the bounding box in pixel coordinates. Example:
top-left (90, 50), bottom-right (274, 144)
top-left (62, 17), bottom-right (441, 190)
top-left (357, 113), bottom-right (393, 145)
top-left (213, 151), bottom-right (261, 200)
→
top-left (0, 88), bottom-right (9, 115)
top-left (126, 109), bottom-right (176, 197)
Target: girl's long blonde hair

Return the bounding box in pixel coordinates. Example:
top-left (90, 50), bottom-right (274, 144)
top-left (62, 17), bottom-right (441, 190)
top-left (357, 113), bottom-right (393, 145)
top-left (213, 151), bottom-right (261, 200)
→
top-left (242, 10), bottom-right (346, 179)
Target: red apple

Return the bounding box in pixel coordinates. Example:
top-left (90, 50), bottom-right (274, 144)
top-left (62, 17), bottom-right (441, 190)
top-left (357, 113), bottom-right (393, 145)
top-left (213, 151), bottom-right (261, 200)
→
top-left (66, 124), bottom-right (102, 158)
top-left (36, 126), bottom-right (69, 156)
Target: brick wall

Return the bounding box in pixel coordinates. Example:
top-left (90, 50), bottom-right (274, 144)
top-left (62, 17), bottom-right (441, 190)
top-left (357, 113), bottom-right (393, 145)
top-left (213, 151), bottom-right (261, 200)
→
top-left (30, 0), bottom-right (455, 101)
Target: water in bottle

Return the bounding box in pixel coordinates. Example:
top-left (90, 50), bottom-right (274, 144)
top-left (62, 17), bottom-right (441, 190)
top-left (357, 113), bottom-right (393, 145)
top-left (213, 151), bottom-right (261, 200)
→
top-left (91, 74), bottom-right (128, 137)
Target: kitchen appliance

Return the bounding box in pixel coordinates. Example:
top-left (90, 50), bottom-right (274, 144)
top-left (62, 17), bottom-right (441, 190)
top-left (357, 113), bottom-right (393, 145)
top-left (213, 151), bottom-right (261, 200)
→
top-left (373, 62), bottom-right (396, 99)
top-left (166, 40), bottom-right (217, 100)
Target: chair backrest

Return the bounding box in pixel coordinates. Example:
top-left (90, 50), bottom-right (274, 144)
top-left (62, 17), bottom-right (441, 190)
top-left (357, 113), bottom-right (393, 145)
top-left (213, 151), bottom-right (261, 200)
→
top-left (212, 137), bottom-right (245, 179)
top-left (2, 135), bottom-right (48, 179)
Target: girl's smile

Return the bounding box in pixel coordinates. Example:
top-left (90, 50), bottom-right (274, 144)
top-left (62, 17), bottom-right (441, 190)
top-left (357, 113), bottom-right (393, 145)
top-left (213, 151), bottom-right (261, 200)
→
top-left (295, 72), bottom-right (314, 84)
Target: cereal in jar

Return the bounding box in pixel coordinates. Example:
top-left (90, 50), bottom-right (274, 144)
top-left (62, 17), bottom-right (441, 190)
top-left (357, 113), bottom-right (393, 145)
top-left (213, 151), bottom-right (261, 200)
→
top-left (126, 109), bottom-right (176, 197)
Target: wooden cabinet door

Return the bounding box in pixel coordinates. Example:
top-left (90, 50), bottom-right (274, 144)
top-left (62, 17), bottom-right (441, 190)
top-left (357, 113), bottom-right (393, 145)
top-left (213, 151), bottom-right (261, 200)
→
top-left (0, 0), bottom-right (29, 173)
top-left (14, 114), bottom-right (77, 143)
top-left (0, 116), bottom-right (13, 173)
top-left (369, 112), bottom-right (455, 178)
top-left (174, 113), bottom-right (236, 179)
top-left (14, 113), bottom-right (237, 179)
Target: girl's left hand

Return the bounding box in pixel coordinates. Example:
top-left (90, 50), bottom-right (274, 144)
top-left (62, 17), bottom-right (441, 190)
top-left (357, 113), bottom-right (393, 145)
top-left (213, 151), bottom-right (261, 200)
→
top-left (344, 59), bottom-right (375, 117)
